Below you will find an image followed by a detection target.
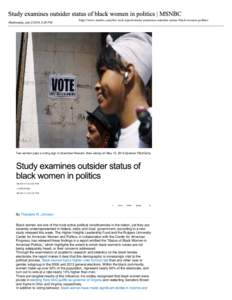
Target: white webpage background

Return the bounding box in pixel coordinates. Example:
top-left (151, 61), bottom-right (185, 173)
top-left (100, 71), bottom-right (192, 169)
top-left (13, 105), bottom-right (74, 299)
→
top-left (1, 0), bottom-right (232, 300)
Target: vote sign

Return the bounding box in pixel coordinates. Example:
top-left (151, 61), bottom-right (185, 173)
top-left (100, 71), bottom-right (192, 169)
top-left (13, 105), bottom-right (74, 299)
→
top-left (48, 74), bottom-right (77, 99)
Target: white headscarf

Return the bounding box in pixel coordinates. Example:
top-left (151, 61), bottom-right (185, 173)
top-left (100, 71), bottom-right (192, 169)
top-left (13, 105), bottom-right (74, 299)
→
top-left (106, 32), bottom-right (152, 86)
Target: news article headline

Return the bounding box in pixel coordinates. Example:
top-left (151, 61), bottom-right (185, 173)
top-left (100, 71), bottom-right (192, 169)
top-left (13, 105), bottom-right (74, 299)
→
top-left (8, 10), bottom-right (182, 18)
top-left (16, 162), bottom-right (142, 181)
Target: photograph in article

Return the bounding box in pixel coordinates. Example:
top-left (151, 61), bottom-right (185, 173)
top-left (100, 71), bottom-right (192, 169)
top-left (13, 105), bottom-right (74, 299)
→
top-left (16, 32), bottom-right (152, 148)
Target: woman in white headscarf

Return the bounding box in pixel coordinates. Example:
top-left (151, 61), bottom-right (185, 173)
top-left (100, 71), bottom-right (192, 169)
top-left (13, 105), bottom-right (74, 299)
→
top-left (95, 32), bottom-right (152, 148)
